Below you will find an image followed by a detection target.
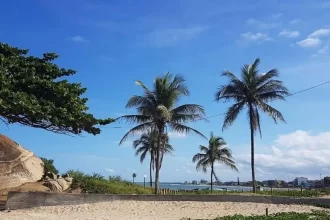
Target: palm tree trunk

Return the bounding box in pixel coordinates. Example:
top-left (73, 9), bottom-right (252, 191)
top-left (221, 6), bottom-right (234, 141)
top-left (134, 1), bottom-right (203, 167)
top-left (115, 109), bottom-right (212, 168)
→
top-left (211, 163), bottom-right (214, 192)
top-left (149, 157), bottom-right (153, 187)
top-left (249, 103), bottom-right (256, 193)
top-left (154, 128), bottom-right (163, 194)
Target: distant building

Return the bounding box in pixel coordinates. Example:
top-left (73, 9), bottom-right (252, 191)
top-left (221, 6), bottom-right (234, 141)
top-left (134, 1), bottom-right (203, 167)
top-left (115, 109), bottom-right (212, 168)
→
top-left (324, 177), bottom-right (330, 187)
top-left (294, 177), bottom-right (308, 186)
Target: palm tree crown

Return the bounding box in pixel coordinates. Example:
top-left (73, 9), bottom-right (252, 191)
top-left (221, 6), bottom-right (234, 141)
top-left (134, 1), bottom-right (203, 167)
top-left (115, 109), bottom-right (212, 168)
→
top-left (192, 132), bottom-right (238, 191)
top-left (215, 58), bottom-right (289, 192)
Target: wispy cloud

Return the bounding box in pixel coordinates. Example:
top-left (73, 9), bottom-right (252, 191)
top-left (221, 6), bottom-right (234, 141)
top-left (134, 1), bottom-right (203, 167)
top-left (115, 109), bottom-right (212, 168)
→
top-left (297, 38), bottom-right (321, 48)
top-left (271, 13), bottom-right (283, 20)
top-left (278, 29), bottom-right (300, 38)
top-left (240, 32), bottom-right (272, 42)
top-left (71, 35), bottom-right (89, 43)
top-left (168, 132), bottom-right (186, 139)
top-left (105, 168), bottom-right (115, 173)
top-left (308, 28), bottom-right (330, 38)
top-left (144, 26), bottom-right (208, 47)
top-left (289, 19), bottom-right (301, 25)
top-left (246, 18), bottom-right (280, 29)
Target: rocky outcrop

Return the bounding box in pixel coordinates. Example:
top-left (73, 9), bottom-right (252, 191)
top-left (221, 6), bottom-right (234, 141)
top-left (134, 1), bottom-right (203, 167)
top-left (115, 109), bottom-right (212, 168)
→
top-left (0, 135), bottom-right (44, 190)
top-left (42, 173), bottom-right (73, 192)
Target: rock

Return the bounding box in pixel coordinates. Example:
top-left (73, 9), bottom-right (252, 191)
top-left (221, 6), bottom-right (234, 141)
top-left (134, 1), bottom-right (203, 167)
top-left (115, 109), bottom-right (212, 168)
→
top-left (62, 173), bottom-right (70, 178)
top-left (45, 172), bottom-right (57, 180)
top-left (43, 180), bottom-right (62, 192)
top-left (64, 177), bottom-right (73, 183)
top-left (56, 178), bottom-right (71, 191)
top-left (0, 135), bottom-right (44, 190)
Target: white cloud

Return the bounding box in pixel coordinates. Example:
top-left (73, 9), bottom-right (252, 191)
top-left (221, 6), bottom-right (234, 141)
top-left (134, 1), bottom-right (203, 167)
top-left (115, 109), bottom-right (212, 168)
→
top-left (297, 38), bottom-right (321, 48)
top-left (278, 29), bottom-right (300, 38)
top-left (182, 166), bottom-right (193, 174)
top-left (168, 132), bottom-right (186, 139)
top-left (71, 35), bottom-right (89, 43)
top-left (308, 28), bottom-right (330, 38)
top-left (289, 19), bottom-right (301, 25)
top-left (236, 130), bottom-right (330, 180)
top-left (144, 26), bottom-right (208, 47)
top-left (105, 168), bottom-right (115, 173)
top-left (241, 32), bottom-right (272, 42)
top-left (246, 18), bottom-right (280, 29)
top-left (271, 13), bottom-right (283, 20)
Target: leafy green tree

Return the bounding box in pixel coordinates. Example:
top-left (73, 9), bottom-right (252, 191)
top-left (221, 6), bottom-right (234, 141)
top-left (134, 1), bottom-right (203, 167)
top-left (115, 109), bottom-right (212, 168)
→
top-left (0, 43), bottom-right (113, 135)
top-left (192, 132), bottom-right (238, 191)
top-left (132, 173), bottom-right (137, 183)
top-left (215, 58), bottom-right (289, 192)
top-left (117, 73), bottom-right (206, 193)
top-left (40, 157), bottom-right (59, 175)
top-left (133, 130), bottom-right (174, 187)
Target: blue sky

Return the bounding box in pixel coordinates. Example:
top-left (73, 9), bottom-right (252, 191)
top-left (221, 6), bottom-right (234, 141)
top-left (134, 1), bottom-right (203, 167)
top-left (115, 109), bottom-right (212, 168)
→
top-left (1, 0), bottom-right (330, 183)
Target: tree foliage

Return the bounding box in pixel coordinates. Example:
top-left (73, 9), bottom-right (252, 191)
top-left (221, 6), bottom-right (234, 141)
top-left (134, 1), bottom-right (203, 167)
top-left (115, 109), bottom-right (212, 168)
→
top-left (40, 157), bottom-right (59, 175)
top-left (0, 43), bottom-right (114, 135)
top-left (215, 58), bottom-right (289, 192)
top-left (192, 132), bottom-right (238, 191)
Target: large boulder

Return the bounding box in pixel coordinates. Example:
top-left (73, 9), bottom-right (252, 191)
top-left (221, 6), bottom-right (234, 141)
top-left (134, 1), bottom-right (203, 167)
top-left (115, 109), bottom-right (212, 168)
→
top-left (0, 135), bottom-right (44, 190)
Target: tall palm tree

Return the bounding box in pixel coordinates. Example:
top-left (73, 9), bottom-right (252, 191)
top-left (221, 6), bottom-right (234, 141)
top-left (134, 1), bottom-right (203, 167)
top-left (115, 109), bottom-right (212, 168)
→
top-left (117, 73), bottom-right (206, 193)
top-left (215, 58), bottom-right (289, 193)
top-left (133, 130), bottom-right (174, 187)
top-left (192, 132), bottom-right (238, 191)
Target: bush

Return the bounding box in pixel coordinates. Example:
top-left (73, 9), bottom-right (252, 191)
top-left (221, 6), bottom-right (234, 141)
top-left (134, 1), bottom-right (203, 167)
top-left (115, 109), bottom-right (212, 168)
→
top-left (66, 170), bottom-right (153, 194)
top-left (40, 157), bottom-right (59, 175)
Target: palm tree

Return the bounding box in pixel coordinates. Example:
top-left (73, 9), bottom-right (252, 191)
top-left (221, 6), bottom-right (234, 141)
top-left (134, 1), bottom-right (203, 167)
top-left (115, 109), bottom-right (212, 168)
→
top-left (133, 130), bottom-right (174, 187)
top-left (117, 73), bottom-right (206, 193)
top-left (132, 173), bottom-right (137, 183)
top-left (192, 132), bottom-right (238, 191)
top-left (215, 58), bottom-right (289, 193)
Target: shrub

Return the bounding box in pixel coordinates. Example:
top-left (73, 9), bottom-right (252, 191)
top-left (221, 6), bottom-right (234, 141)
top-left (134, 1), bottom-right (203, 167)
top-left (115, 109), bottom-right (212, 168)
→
top-left (40, 157), bottom-right (59, 175)
top-left (66, 170), bottom-right (153, 194)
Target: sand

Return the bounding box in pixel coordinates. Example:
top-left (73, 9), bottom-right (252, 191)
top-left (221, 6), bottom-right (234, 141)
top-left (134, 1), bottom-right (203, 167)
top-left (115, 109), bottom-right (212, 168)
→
top-left (0, 201), bottom-right (326, 220)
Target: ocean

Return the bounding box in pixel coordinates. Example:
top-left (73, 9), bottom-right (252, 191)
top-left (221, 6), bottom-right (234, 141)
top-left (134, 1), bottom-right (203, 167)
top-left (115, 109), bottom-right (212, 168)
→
top-left (136, 182), bottom-right (253, 191)
top-left (135, 182), bottom-right (296, 191)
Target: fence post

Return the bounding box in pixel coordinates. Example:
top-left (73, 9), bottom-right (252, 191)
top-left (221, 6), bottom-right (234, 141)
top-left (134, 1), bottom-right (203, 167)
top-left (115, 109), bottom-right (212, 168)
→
top-left (266, 208), bottom-right (269, 216)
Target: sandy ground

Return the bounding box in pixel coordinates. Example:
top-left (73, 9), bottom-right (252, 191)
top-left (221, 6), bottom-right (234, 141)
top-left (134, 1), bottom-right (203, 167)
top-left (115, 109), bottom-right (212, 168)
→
top-left (0, 201), bottom-right (326, 220)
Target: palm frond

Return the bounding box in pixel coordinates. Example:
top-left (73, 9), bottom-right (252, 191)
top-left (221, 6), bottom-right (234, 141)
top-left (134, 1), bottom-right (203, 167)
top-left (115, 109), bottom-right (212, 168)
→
top-left (192, 153), bottom-right (206, 163)
top-left (199, 145), bottom-right (209, 153)
top-left (119, 122), bottom-right (154, 144)
top-left (257, 101), bottom-right (286, 123)
top-left (222, 101), bottom-right (245, 130)
top-left (116, 114), bottom-right (151, 124)
top-left (170, 123), bottom-right (206, 139)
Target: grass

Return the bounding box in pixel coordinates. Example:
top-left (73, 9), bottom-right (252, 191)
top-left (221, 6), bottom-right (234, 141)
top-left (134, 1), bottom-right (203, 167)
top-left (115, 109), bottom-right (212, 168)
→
top-left (183, 211), bottom-right (330, 219)
top-left (67, 170), bottom-right (153, 194)
top-left (175, 188), bottom-right (330, 197)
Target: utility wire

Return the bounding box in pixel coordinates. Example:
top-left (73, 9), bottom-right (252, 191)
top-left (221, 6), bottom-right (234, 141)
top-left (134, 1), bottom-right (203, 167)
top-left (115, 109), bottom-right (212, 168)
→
top-left (109, 79), bottom-right (330, 128)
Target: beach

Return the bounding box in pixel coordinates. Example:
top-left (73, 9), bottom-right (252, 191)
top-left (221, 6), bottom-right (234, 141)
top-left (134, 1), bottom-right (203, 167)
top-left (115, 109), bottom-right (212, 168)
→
top-left (0, 201), bottom-right (325, 220)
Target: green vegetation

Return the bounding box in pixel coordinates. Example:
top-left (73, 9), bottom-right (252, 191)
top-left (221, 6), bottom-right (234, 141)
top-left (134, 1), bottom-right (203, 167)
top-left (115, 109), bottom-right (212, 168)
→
top-left (133, 131), bottom-right (174, 187)
top-left (192, 132), bottom-right (238, 192)
top-left (67, 170), bottom-right (153, 194)
top-left (0, 42), bottom-right (113, 135)
top-left (117, 73), bottom-right (206, 193)
top-left (40, 157), bottom-right (59, 175)
top-left (184, 211), bottom-right (330, 219)
top-left (215, 58), bottom-right (289, 193)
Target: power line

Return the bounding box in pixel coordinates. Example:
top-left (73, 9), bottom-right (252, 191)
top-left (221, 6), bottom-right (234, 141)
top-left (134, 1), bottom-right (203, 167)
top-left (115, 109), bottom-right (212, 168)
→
top-left (108, 79), bottom-right (330, 128)
top-left (201, 79), bottom-right (330, 121)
